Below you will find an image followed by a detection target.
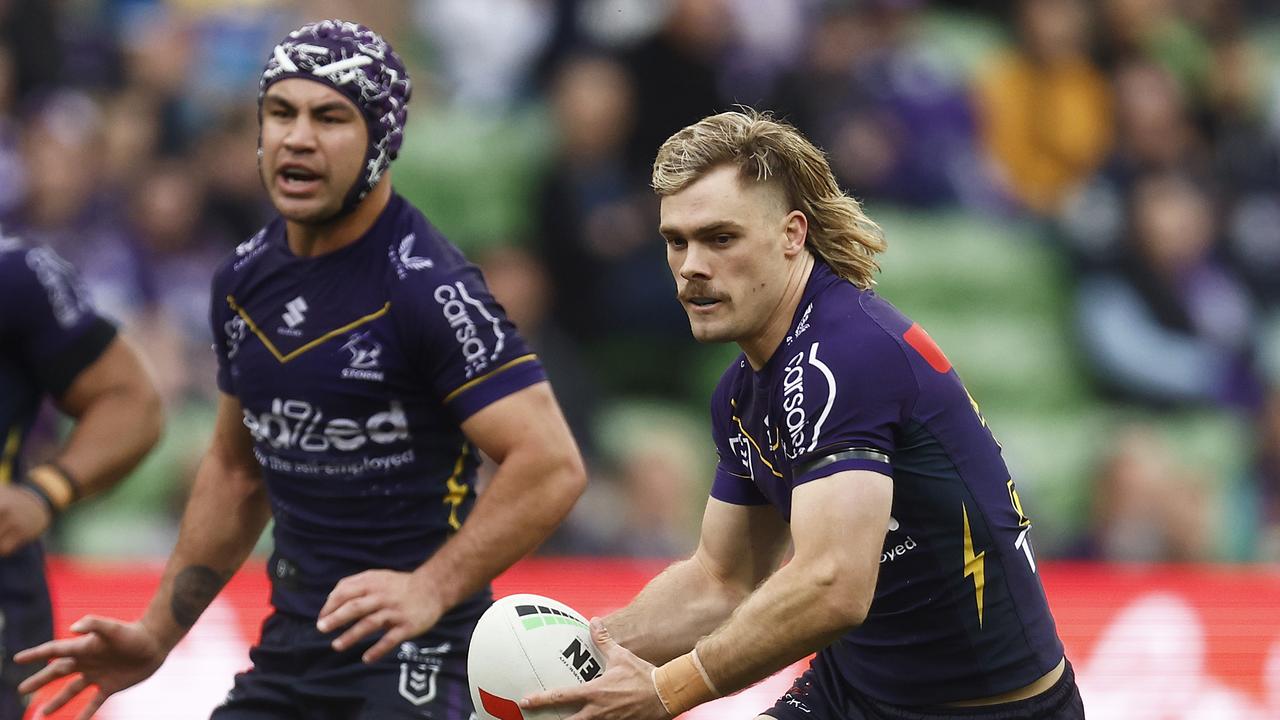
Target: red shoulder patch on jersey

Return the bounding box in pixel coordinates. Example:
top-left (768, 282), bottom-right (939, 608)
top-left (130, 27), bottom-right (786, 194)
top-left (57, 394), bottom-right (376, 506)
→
top-left (904, 323), bottom-right (952, 373)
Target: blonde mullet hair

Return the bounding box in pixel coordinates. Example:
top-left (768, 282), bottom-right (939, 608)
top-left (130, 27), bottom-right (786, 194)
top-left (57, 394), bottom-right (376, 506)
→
top-left (652, 108), bottom-right (886, 288)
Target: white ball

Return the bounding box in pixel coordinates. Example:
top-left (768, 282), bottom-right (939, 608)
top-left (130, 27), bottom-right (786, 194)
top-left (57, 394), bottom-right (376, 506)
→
top-left (468, 593), bottom-right (607, 720)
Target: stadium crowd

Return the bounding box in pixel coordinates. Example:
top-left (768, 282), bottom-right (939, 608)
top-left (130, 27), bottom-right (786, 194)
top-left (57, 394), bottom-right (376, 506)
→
top-left (3, 0), bottom-right (1279, 563)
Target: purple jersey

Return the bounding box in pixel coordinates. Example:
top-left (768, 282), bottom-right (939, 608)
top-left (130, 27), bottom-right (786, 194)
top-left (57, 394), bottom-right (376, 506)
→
top-left (710, 261), bottom-right (1063, 706)
top-left (209, 194), bottom-right (546, 622)
top-left (0, 233), bottom-right (116, 667)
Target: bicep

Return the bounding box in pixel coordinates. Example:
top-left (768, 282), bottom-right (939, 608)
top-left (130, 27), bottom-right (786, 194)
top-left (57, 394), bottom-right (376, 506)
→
top-left (204, 393), bottom-right (261, 480)
top-left (790, 470), bottom-right (893, 581)
top-left (459, 381), bottom-right (579, 465)
top-left (696, 498), bottom-right (790, 593)
top-left (55, 335), bottom-right (159, 417)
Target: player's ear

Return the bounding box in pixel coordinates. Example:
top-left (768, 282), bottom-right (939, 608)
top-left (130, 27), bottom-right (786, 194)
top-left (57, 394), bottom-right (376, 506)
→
top-left (782, 210), bottom-right (807, 258)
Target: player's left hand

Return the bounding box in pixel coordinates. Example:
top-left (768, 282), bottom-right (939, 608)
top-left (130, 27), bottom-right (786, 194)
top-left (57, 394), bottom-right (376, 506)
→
top-left (0, 485), bottom-right (53, 555)
top-left (317, 569), bottom-right (444, 663)
top-left (521, 618), bottom-right (672, 720)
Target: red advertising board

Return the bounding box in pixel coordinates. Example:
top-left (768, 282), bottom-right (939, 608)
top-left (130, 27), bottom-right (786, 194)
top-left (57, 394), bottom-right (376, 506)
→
top-left (24, 559), bottom-right (1280, 719)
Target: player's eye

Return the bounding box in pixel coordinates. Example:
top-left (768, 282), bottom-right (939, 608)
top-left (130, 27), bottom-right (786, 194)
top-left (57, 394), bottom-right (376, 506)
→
top-left (714, 234), bottom-right (734, 246)
top-left (665, 237), bottom-right (687, 250)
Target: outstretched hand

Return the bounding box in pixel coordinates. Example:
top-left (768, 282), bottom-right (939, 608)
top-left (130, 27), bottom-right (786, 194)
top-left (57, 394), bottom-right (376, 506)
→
top-left (317, 569), bottom-right (445, 663)
top-left (14, 616), bottom-right (168, 720)
top-left (520, 618), bottom-right (672, 720)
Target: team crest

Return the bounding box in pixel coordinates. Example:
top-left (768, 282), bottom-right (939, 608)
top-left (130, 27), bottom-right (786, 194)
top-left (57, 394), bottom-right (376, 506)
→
top-left (396, 641), bottom-right (449, 706)
top-left (340, 331), bottom-right (384, 381)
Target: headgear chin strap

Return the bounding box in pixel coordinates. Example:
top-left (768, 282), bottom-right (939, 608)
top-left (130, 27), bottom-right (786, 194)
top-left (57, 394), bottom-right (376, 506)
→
top-left (259, 20), bottom-right (412, 219)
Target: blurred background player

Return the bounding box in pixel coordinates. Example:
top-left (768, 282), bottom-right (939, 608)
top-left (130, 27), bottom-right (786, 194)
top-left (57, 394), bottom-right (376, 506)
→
top-left (524, 110), bottom-right (1083, 720)
top-left (0, 232), bottom-right (163, 718)
top-left (16, 19), bottom-right (585, 720)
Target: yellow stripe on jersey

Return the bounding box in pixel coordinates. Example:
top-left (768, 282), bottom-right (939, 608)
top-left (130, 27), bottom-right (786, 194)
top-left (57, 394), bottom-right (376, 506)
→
top-left (731, 413), bottom-right (784, 479)
top-left (0, 426), bottom-right (21, 485)
top-left (443, 442), bottom-right (470, 531)
top-left (441, 354), bottom-right (539, 404)
top-left (962, 503), bottom-right (986, 628)
top-left (226, 296), bottom-right (391, 364)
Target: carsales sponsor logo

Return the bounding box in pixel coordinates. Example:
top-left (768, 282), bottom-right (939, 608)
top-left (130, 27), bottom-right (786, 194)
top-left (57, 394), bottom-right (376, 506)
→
top-left (434, 281), bottom-right (505, 379)
top-left (242, 398), bottom-right (409, 452)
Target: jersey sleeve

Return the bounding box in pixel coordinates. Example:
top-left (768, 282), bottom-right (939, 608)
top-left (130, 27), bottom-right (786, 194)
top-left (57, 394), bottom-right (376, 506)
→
top-left (397, 261), bottom-right (546, 422)
top-left (0, 243), bottom-right (117, 396)
top-left (208, 267), bottom-right (244, 396)
top-left (708, 366), bottom-right (768, 506)
top-left (783, 325), bottom-right (917, 486)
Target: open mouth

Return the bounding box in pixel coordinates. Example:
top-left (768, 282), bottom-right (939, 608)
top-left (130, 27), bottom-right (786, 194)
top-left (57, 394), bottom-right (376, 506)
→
top-left (686, 296), bottom-right (723, 312)
top-left (277, 166), bottom-right (323, 194)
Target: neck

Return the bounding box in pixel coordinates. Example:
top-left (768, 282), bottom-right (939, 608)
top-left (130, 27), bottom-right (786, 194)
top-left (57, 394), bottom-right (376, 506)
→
top-left (285, 179), bottom-right (392, 258)
top-left (741, 253), bottom-right (816, 370)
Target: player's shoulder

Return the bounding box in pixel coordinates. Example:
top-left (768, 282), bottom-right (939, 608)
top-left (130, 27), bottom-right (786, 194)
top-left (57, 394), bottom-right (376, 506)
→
top-left (380, 194), bottom-right (472, 285)
top-left (212, 218), bottom-right (283, 293)
top-left (789, 276), bottom-right (911, 363)
top-left (0, 231), bottom-right (72, 293)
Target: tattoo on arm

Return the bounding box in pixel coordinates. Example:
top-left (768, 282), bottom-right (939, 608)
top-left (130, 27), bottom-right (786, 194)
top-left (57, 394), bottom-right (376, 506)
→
top-left (170, 566), bottom-right (229, 628)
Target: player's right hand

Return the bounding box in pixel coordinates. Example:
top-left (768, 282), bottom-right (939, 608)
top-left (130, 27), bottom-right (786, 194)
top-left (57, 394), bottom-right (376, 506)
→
top-left (14, 615), bottom-right (168, 720)
top-left (0, 484), bottom-right (52, 555)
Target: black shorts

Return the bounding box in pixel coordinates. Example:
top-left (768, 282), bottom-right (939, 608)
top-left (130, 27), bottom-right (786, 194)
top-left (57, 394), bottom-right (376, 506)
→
top-left (0, 545), bottom-right (52, 720)
top-left (764, 656), bottom-right (1085, 720)
top-left (211, 612), bottom-right (475, 720)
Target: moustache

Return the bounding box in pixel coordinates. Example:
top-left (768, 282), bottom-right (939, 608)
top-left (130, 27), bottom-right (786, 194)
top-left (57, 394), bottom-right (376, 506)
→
top-left (679, 282), bottom-right (724, 302)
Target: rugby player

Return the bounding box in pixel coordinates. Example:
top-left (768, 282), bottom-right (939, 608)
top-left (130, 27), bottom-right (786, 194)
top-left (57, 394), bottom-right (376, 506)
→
top-left (17, 20), bottom-right (585, 720)
top-left (522, 110), bottom-right (1084, 719)
top-left (0, 233), bottom-right (163, 719)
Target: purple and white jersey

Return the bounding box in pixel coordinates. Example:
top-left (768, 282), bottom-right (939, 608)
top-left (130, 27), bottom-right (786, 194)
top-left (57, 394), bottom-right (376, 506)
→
top-left (710, 261), bottom-right (1063, 706)
top-left (210, 194), bottom-right (545, 622)
top-left (0, 234), bottom-right (116, 646)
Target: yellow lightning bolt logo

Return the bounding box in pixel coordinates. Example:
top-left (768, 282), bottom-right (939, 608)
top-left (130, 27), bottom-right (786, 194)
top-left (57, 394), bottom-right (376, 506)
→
top-left (962, 503), bottom-right (986, 628)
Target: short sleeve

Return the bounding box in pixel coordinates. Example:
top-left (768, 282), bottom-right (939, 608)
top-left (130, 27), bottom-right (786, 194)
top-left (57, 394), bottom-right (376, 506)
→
top-left (708, 368), bottom-right (768, 506)
top-left (398, 262), bottom-right (546, 421)
top-left (782, 330), bottom-right (916, 486)
top-left (0, 244), bottom-right (116, 396)
top-left (208, 269), bottom-right (245, 396)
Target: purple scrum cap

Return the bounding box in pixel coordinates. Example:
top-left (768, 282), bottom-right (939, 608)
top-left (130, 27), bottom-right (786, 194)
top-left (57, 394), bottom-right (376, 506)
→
top-left (259, 19), bottom-right (412, 211)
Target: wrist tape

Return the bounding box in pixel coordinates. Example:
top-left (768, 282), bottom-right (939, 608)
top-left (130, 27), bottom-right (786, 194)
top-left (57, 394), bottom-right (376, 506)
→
top-left (24, 464), bottom-right (79, 514)
top-left (652, 648), bottom-right (721, 716)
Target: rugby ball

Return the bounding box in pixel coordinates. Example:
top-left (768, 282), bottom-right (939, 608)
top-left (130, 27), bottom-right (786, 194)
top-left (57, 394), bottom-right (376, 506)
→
top-left (468, 594), bottom-right (606, 720)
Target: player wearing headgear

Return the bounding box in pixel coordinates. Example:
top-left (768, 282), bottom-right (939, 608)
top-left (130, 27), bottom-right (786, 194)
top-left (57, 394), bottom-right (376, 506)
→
top-left (0, 233), bottom-right (163, 719)
top-left (16, 20), bottom-right (586, 720)
top-left (522, 110), bottom-right (1085, 719)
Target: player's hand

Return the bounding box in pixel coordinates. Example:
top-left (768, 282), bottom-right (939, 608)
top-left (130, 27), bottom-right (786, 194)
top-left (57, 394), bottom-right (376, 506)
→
top-left (317, 569), bottom-right (445, 663)
top-left (521, 618), bottom-right (672, 720)
top-left (0, 485), bottom-right (52, 555)
top-left (14, 616), bottom-right (168, 720)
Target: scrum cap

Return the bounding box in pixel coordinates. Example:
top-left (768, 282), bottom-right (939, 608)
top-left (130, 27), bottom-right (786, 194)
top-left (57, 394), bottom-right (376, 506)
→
top-left (259, 20), bottom-right (412, 212)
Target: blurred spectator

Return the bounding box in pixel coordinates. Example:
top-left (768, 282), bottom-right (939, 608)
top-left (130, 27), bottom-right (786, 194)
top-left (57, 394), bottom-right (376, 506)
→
top-left (620, 0), bottom-right (734, 176)
top-left (10, 92), bottom-right (152, 326)
top-left (1058, 59), bottom-right (1209, 265)
top-left (1075, 172), bottom-right (1262, 410)
top-left (778, 1), bottom-right (983, 207)
top-left (479, 244), bottom-right (602, 461)
top-left (536, 52), bottom-right (690, 397)
top-left (973, 0), bottom-right (1112, 214)
top-left (0, 45), bottom-right (25, 217)
top-left (197, 105), bottom-right (274, 244)
top-left (1068, 425), bottom-right (1216, 562)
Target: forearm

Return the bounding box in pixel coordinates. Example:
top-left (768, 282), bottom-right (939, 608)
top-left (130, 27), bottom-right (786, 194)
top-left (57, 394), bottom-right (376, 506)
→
top-left (412, 445), bottom-right (584, 612)
top-left (695, 556), bottom-right (872, 695)
top-left (53, 381), bottom-right (163, 499)
top-left (140, 455), bottom-right (270, 652)
top-left (606, 555), bottom-right (747, 664)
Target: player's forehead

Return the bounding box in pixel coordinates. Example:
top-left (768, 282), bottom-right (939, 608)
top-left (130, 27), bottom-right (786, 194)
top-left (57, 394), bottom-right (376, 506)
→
top-left (263, 78), bottom-right (359, 113)
top-left (659, 164), bottom-right (784, 235)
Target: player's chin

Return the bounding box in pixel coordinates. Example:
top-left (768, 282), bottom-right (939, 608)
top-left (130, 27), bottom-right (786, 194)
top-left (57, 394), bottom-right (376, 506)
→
top-left (275, 195), bottom-right (341, 225)
top-left (686, 317), bottom-right (734, 344)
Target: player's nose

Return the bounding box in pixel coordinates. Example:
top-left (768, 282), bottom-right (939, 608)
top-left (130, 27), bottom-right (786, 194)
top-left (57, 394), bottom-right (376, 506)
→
top-left (679, 243), bottom-right (713, 280)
